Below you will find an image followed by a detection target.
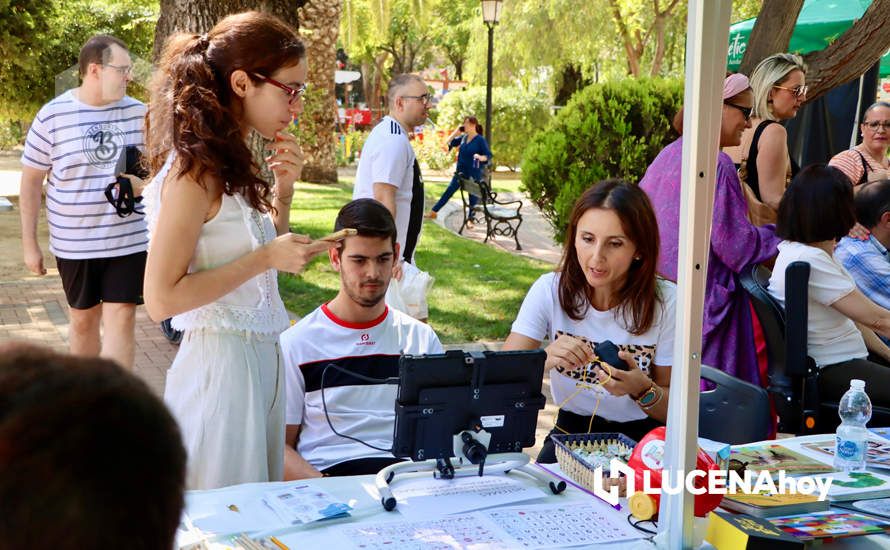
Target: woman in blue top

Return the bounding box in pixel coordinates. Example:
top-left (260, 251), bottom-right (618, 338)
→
top-left (427, 116), bottom-right (492, 220)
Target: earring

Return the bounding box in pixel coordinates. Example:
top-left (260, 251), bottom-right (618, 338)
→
top-left (634, 256), bottom-right (642, 261)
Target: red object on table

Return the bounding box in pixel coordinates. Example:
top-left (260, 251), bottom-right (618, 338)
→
top-left (626, 426), bottom-right (724, 518)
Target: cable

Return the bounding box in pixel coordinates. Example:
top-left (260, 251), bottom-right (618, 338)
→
top-left (553, 361), bottom-right (611, 435)
top-left (320, 362), bottom-right (399, 453)
top-left (627, 514), bottom-right (658, 535)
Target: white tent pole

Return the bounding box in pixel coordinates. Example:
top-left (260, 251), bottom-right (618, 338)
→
top-left (851, 74), bottom-right (865, 149)
top-left (657, 1), bottom-right (731, 548)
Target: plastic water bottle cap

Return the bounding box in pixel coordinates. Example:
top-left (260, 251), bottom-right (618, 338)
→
top-left (851, 379), bottom-right (865, 390)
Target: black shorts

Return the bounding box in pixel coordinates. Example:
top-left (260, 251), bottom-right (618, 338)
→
top-left (56, 251), bottom-right (147, 309)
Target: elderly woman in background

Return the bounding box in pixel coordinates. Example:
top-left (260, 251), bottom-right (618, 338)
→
top-left (830, 101), bottom-right (890, 187)
top-left (640, 73), bottom-right (780, 386)
top-left (830, 101), bottom-right (890, 239)
top-left (731, 53), bottom-right (807, 225)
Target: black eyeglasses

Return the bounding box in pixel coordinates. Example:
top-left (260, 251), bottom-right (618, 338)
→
top-left (401, 93), bottom-right (432, 106)
top-left (724, 102), bottom-right (753, 121)
top-left (252, 73), bottom-right (307, 105)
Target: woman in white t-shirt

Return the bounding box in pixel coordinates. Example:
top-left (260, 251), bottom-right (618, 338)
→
top-left (768, 164), bottom-right (890, 412)
top-left (503, 180), bottom-right (676, 463)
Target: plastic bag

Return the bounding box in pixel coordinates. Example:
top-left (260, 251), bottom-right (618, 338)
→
top-left (385, 261), bottom-right (434, 320)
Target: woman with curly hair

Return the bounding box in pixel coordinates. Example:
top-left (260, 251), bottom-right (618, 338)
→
top-left (142, 12), bottom-right (337, 489)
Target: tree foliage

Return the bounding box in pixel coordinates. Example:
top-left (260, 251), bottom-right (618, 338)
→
top-left (740, 0), bottom-right (890, 102)
top-left (0, 0), bottom-right (157, 122)
top-left (340, 0), bottom-right (477, 111)
top-left (521, 78), bottom-right (683, 242)
top-left (436, 86), bottom-right (550, 171)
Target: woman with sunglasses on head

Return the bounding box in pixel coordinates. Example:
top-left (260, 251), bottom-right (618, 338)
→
top-left (503, 180), bottom-right (676, 463)
top-left (641, 73), bottom-right (780, 387)
top-left (142, 12), bottom-right (337, 489)
top-left (730, 53), bottom-right (807, 225)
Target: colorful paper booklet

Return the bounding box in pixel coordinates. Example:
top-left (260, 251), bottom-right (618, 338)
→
top-left (729, 444), bottom-right (834, 476)
top-left (801, 438), bottom-right (890, 469)
top-left (800, 470), bottom-right (890, 502)
top-left (720, 491), bottom-right (828, 518)
top-left (769, 510), bottom-right (890, 540)
top-left (262, 485), bottom-right (352, 525)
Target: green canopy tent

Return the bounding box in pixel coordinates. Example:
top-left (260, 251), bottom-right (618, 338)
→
top-left (725, 0), bottom-right (888, 166)
top-left (727, 0), bottom-right (890, 77)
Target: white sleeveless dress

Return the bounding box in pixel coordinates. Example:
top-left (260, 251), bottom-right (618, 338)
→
top-left (143, 155), bottom-right (290, 489)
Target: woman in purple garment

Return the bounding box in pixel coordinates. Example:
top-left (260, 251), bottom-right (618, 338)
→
top-left (639, 73), bottom-right (781, 386)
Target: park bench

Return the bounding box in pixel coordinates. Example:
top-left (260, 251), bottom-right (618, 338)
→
top-left (456, 167), bottom-right (523, 250)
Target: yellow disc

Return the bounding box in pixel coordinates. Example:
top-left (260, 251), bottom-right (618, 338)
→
top-left (629, 491), bottom-right (657, 520)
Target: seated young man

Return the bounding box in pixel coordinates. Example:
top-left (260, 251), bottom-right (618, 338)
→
top-left (835, 179), bottom-right (890, 346)
top-left (282, 199), bottom-right (443, 479)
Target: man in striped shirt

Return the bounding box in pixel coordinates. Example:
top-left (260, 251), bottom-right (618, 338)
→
top-left (19, 35), bottom-right (147, 368)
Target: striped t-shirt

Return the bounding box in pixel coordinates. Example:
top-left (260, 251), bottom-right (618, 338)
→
top-left (21, 90), bottom-right (148, 260)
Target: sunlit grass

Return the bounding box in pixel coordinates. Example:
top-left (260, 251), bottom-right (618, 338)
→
top-left (279, 179), bottom-right (551, 343)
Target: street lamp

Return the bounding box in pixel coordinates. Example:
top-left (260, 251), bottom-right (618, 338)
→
top-left (481, 0), bottom-right (502, 145)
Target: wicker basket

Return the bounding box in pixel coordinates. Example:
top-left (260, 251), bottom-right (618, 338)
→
top-left (551, 432), bottom-right (637, 493)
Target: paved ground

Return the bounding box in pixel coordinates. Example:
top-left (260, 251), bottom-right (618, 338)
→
top-left (0, 160), bottom-right (562, 456)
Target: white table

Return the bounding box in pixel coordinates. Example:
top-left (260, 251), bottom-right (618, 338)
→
top-left (177, 462), bottom-right (658, 550)
top-left (177, 437), bottom-right (890, 549)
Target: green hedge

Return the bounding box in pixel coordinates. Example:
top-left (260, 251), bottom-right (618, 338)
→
top-left (521, 78), bottom-right (683, 242)
top-left (436, 86), bottom-right (550, 170)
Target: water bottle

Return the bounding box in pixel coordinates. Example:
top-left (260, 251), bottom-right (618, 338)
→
top-left (835, 379), bottom-right (872, 471)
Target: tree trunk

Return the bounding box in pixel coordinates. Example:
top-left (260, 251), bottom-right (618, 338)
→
top-left (153, 0), bottom-right (231, 60)
top-left (153, 0), bottom-right (304, 61)
top-left (649, 14), bottom-right (668, 77)
top-left (737, 0), bottom-right (804, 75)
top-left (609, 0), bottom-right (641, 77)
top-left (297, 0), bottom-right (341, 184)
top-left (153, 0), bottom-right (306, 184)
top-left (803, 0), bottom-right (890, 101)
top-left (738, 0), bottom-right (890, 103)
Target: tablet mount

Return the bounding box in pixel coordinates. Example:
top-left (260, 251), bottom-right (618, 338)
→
top-left (375, 425), bottom-right (566, 511)
top-left (375, 350), bottom-right (567, 511)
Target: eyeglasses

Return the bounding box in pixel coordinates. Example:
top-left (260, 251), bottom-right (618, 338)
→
top-left (773, 84), bottom-right (808, 98)
top-left (103, 64), bottom-right (133, 76)
top-left (863, 121), bottom-right (890, 132)
top-left (724, 102), bottom-right (753, 121)
top-left (401, 93), bottom-right (432, 106)
top-left (252, 73), bottom-right (307, 105)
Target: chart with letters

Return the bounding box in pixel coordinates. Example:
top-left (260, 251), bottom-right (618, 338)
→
top-left (337, 502), bottom-right (645, 549)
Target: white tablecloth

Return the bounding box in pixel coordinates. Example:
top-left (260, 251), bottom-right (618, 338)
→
top-left (177, 437), bottom-right (890, 549)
